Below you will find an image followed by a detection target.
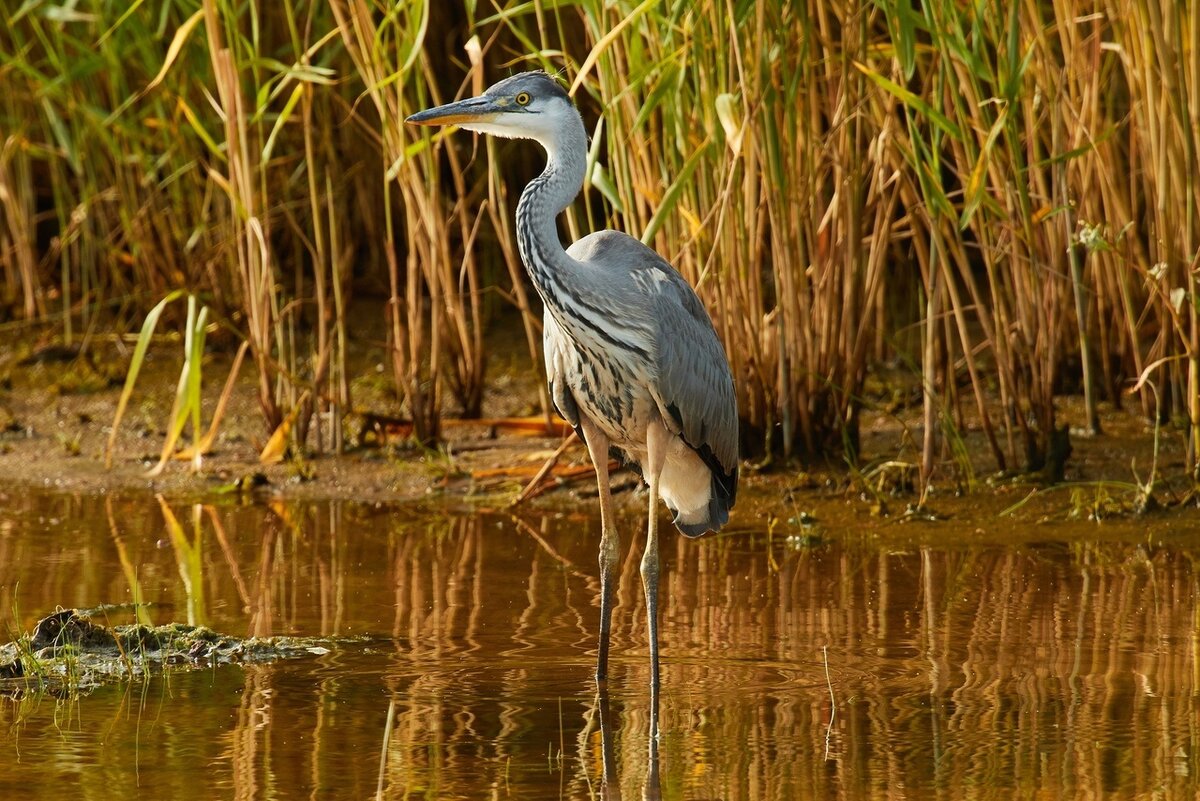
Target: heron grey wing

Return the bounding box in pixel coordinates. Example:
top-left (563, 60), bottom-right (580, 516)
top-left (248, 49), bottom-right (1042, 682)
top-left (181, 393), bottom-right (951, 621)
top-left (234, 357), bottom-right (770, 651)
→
top-left (648, 274), bottom-right (739, 475)
top-left (566, 230), bottom-right (737, 471)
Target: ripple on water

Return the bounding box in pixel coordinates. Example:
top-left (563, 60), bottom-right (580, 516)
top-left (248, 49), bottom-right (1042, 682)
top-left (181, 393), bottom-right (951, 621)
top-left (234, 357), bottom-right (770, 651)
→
top-left (0, 491), bottom-right (1197, 799)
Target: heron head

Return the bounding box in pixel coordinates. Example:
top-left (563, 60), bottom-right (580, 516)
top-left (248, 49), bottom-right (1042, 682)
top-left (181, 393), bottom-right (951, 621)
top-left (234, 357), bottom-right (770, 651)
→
top-left (405, 71), bottom-right (573, 143)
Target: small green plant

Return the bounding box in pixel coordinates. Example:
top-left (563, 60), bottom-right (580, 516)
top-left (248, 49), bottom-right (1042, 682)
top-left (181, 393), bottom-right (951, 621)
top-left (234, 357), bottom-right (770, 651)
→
top-left (1068, 485), bottom-right (1117, 521)
top-left (56, 430), bottom-right (82, 456)
top-left (105, 292), bottom-right (244, 475)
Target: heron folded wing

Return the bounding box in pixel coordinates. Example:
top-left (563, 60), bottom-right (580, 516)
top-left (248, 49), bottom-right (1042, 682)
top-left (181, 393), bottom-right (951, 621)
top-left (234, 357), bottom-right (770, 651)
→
top-left (649, 274), bottom-right (739, 498)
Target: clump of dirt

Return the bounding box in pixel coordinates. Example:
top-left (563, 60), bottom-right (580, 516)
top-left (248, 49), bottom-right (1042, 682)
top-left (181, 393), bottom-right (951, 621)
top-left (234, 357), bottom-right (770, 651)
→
top-left (0, 608), bottom-right (341, 695)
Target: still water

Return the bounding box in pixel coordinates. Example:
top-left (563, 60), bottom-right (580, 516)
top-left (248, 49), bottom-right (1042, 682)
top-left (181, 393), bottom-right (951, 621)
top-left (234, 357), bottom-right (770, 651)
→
top-left (0, 489), bottom-right (1197, 799)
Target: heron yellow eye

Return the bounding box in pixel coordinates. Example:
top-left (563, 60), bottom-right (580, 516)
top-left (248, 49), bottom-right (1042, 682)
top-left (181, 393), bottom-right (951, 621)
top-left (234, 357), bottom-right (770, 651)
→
top-left (515, 91), bottom-right (531, 106)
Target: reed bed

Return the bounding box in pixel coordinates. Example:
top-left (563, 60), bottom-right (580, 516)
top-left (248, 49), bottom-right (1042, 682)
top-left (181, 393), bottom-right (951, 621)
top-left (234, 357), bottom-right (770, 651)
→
top-left (1, 1), bottom-right (1197, 483)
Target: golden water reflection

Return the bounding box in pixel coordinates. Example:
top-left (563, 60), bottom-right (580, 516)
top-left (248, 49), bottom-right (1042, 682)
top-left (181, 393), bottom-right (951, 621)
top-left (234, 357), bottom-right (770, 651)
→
top-left (0, 490), bottom-right (1196, 799)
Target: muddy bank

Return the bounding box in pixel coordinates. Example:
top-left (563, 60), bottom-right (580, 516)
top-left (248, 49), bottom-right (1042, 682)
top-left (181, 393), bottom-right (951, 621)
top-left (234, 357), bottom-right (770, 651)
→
top-left (0, 332), bottom-right (1195, 528)
top-left (0, 333), bottom-right (577, 505)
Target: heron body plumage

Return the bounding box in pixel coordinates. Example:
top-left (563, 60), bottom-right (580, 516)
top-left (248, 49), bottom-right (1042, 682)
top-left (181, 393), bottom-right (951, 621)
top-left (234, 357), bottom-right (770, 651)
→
top-left (549, 231), bottom-right (738, 535)
top-left (407, 70), bottom-right (738, 721)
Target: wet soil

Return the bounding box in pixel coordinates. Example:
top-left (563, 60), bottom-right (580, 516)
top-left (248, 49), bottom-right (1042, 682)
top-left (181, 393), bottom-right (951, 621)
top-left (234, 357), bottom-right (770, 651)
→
top-left (0, 322), bottom-right (1196, 530)
top-left (0, 326), bottom-right (570, 504)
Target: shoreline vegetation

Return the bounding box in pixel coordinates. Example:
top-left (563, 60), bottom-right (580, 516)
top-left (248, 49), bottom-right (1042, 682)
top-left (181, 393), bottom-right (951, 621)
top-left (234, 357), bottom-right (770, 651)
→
top-left (2, 1), bottom-right (1199, 499)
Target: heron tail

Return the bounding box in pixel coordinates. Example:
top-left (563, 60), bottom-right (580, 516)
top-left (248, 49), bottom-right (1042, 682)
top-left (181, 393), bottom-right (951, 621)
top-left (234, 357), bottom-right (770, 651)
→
top-left (669, 462), bottom-right (738, 538)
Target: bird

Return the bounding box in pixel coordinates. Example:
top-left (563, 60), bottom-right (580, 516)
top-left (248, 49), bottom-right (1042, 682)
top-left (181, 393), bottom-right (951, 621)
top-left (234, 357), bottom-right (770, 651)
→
top-left (407, 70), bottom-right (738, 705)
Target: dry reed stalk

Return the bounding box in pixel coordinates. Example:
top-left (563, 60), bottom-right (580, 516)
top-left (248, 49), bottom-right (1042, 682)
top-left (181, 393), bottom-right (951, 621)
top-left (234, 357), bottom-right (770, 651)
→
top-left (300, 83), bottom-right (332, 451)
top-left (330, 0), bottom-right (494, 443)
top-left (202, 0), bottom-right (281, 428)
top-left (0, 137), bottom-right (41, 318)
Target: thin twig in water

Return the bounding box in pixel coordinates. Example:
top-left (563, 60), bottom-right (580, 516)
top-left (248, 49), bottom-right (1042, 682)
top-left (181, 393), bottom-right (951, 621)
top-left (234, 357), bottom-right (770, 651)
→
top-left (823, 645), bottom-right (836, 761)
top-left (375, 696), bottom-right (396, 801)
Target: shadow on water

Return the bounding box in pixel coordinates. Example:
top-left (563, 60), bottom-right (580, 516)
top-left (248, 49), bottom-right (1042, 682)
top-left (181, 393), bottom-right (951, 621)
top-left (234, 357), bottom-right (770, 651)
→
top-left (0, 489), bottom-right (1198, 798)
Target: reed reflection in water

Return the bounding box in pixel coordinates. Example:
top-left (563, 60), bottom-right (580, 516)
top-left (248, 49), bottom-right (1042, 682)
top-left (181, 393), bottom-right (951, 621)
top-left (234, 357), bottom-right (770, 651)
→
top-left (0, 490), bottom-right (1196, 799)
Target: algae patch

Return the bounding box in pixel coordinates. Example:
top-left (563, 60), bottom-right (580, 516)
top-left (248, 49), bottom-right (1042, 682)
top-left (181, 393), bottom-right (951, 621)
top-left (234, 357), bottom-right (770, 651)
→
top-left (0, 609), bottom-right (335, 695)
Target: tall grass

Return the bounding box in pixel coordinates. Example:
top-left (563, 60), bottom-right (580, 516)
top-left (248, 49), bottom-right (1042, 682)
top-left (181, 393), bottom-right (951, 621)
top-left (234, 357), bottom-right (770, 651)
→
top-left (862, 0), bottom-right (1200, 481)
top-left (1, 1), bottom-right (1198, 482)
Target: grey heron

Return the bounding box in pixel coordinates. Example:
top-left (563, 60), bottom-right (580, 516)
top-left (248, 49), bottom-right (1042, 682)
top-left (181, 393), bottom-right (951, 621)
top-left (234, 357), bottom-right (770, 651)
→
top-left (407, 71), bottom-right (738, 705)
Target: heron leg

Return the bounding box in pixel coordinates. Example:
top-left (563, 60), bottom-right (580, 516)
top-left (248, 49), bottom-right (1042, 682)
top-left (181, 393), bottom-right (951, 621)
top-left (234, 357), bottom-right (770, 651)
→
top-left (595, 688), bottom-right (619, 799)
top-left (642, 420), bottom-right (669, 734)
top-left (580, 416), bottom-right (619, 683)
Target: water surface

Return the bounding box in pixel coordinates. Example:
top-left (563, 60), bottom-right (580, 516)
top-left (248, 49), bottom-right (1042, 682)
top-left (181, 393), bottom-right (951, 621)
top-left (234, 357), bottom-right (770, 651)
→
top-left (0, 489), bottom-right (1197, 799)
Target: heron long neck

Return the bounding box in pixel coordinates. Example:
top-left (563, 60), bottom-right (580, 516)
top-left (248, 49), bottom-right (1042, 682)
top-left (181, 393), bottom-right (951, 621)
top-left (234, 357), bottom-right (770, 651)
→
top-left (516, 112), bottom-right (588, 310)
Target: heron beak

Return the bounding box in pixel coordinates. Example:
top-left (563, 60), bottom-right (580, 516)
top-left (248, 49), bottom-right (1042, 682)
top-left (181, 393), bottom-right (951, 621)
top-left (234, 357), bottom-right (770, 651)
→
top-left (406, 95), bottom-right (503, 127)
